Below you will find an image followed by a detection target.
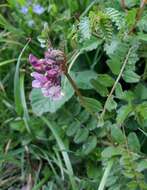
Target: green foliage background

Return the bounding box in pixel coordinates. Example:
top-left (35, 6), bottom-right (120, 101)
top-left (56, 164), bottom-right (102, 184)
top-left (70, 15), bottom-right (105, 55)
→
top-left (0, 0), bottom-right (147, 189)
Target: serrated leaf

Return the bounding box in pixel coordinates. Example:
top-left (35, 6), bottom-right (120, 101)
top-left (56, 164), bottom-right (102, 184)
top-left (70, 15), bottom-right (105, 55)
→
top-left (79, 16), bottom-right (91, 40)
top-left (82, 136), bottom-right (97, 155)
top-left (116, 105), bottom-right (133, 124)
top-left (111, 125), bottom-right (125, 144)
top-left (128, 132), bottom-right (140, 152)
top-left (74, 128), bottom-right (89, 144)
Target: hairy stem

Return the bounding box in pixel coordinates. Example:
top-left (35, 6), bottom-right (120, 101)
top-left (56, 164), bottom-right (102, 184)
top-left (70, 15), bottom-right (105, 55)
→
top-left (65, 72), bottom-right (84, 104)
top-left (101, 47), bottom-right (133, 118)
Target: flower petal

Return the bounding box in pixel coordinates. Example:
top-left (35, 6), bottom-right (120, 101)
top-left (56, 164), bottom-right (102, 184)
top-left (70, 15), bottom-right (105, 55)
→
top-left (29, 54), bottom-right (43, 71)
top-left (32, 80), bottom-right (42, 88)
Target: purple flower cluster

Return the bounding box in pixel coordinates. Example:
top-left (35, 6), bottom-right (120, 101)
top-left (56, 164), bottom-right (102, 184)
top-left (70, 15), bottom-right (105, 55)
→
top-left (29, 49), bottom-right (65, 100)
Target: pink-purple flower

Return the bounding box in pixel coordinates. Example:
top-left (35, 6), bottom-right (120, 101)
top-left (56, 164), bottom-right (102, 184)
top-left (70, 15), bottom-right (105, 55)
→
top-left (29, 49), bottom-right (65, 100)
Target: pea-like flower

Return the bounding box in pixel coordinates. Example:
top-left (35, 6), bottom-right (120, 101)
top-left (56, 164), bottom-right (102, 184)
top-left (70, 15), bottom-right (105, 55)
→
top-left (29, 49), bottom-right (66, 100)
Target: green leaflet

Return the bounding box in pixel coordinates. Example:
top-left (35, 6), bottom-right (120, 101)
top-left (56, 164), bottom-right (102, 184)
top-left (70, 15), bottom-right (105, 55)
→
top-left (116, 104), bottom-right (133, 124)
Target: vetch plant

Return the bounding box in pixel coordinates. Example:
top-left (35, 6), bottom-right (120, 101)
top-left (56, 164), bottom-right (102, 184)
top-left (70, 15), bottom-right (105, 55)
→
top-left (1, 0), bottom-right (147, 189)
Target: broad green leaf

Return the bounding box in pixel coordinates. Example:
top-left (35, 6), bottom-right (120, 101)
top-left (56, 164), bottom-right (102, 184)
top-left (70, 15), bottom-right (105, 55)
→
top-left (115, 83), bottom-right (123, 99)
top-left (111, 125), bottom-right (125, 144)
top-left (106, 97), bottom-right (117, 112)
top-left (102, 146), bottom-right (121, 158)
top-left (91, 79), bottom-right (108, 97)
top-left (116, 105), bottom-right (133, 124)
top-left (80, 36), bottom-right (102, 52)
top-left (30, 77), bottom-right (74, 115)
top-left (66, 121), bottom-right (81, 137)
top-left (74, 70), bottom-right (97, 89)
top-left (128, 132), bottom-right (140, 152)
top-left (77, 110), bottom-right (90, 123)
top-left (82, 97), bottom-right (102, 113)
top-left (82, 136), bottom-right (97, 155)
top-left (134, 83), bottom-right (147, 100)
top-left (96, 74), bottom-right (114, 87)
top-left (137, 160), bottom-right (147, 172)
top-left (74, 128), bottom-right (89, 144)
top-left (86, 117), bottom-right (97, 130)
top-left (123, 70), bottom-right (140, 83)
top-left (136, 102), bottom-right (147, 120)
top-left (107, 57), bottom-right (122, 75)
top-left (121, 91), bottom-right (135, 102)
top-left (104, 38), bottom-right (120, 55)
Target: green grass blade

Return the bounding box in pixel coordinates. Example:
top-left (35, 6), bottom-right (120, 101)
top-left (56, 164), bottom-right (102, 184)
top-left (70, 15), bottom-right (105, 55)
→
top-left (98, 160), bottom-right (113, 190)
top-left (0, 58), bottom-right (26, 67)
top-left (19, 72), bottom-right (31, 133)
top-left (14, 40), bottom-right (30, 115)
top-left (41, 116), bottom-right (77, 190)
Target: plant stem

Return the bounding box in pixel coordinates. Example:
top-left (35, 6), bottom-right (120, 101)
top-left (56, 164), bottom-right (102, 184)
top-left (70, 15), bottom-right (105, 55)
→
top-left (65, 72), bottom-right (84, 104)
top-left (101, 47), bottom-right (133, 118)
top-left (65, 72), bottom-right (98, 118)
top-left (120, 0), bottom-right (126, 10)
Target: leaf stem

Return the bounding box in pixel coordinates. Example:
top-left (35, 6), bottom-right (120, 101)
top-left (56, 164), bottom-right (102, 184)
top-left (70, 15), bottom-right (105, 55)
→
top-left (101, 47), bottom-right (133, 118)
